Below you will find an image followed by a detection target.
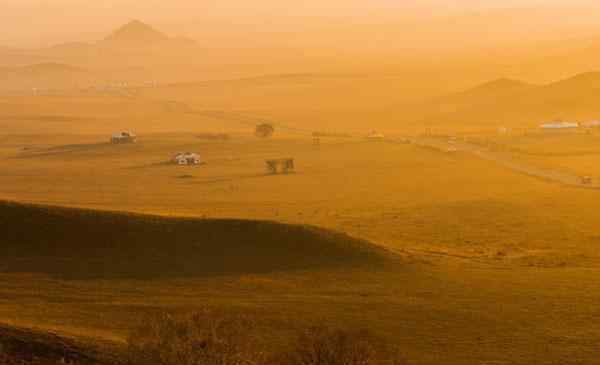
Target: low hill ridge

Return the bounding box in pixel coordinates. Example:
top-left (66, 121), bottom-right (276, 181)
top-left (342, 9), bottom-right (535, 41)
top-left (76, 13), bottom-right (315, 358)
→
top-left (543, 71), bottom-right (600, 91)
top-left (467, 77), bottom-right (534, 94)
top-left (0, 201), bottom-right (391, 279)
top-left (414, 71), bottom-right (600, 127)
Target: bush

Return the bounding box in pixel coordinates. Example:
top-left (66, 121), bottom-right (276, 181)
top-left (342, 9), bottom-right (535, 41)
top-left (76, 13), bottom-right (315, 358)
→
top-left (127, 310), bottom-right (264, 365)
top-left (280, 326), bottom-right (406, 365)
top-left (127, 311), bottom-right (406, 365)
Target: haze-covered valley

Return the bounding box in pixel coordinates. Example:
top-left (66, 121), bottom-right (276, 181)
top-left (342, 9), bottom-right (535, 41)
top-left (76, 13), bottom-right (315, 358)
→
top-left (4, 2), bottom-right (600, 365)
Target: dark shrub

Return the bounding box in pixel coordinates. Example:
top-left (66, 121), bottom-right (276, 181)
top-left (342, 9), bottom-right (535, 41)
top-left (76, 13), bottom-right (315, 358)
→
top-left (127, 310), bottom-right (264, 365)
top-left (127, 311), bottom-right (406, 365)
top-left (280, 325), bottom-right (406, 365)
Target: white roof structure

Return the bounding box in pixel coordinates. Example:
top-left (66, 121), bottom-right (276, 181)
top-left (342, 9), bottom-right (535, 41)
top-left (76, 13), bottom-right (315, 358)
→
top-left (110, 131), bottom-right (137, 144)
top-left (539, 122), bottom-right (579, 129)
top-left (173, 152), bottom-right (202, 165)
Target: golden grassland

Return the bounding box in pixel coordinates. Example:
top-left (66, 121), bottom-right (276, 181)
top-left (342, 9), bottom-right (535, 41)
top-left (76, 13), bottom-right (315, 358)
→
top-left (2, 240), bottom-right (600, 364)
top-left (3, 73), bottom-right (600, 364)
top-left (2, 128), bottom-right (600, 364)
top-left (481, 130), bottom-right (600, 177)
top-left (6, 10), bottom-right (600, 363)
top-left (2, 132), bottom-right (600, 262)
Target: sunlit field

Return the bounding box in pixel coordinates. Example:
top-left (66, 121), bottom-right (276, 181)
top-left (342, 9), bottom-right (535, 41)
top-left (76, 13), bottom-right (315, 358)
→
top-left (3, 126), bottom-right (600, 364)
top-left (5, 5), bottom-right (600, 364)
top-left (3, 130), bottom-right (600, 263)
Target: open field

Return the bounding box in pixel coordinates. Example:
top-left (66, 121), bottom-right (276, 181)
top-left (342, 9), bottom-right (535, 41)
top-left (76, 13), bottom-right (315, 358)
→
top-left (463, 130), bottom-right (600, 183)
top-left (3, 201), bottom-right (600, 365)
top-left (7, 6), bottom-right (600, 365)
top-left (2, 128), bottom-right (600, 364)
top-left (2, 131), bottom-right (600, 264)
top-left (4, 62), bottom-right (600, 365)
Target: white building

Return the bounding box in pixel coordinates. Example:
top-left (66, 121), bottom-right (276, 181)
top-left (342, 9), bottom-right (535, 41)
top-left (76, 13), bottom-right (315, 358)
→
top-left (173, 152), bottom-right (202, 165)
top-left (539, 122), bottom-right (579, 130)
top-left (110, 131), bottom-right (137, 144)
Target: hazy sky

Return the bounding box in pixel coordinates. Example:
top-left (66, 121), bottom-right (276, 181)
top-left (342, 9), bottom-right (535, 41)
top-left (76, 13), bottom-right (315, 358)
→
top-left (2, 0), bottom-right (600, 47)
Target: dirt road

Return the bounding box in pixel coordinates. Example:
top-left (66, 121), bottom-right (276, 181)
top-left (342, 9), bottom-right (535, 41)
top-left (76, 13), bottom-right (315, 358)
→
top-left (408, 136), bottom-right (600, 190)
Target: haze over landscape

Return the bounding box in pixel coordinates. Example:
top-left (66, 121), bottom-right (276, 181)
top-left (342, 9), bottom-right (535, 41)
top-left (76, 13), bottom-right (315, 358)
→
top-left (4, 1), bottom-right (600, 365)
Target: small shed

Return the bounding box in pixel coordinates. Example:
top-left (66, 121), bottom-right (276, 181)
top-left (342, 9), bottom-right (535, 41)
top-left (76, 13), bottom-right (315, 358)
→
top-left (255, 123), bottom-right (275, 138)
top-left (266, 158), bottom-right (294, 174)
top-left (173, 152), bottom-right (202, 165)
top-left (110, 131), bottom-right (137, 144)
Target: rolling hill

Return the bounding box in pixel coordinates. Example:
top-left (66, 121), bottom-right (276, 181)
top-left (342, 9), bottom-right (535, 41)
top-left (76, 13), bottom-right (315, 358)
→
top-left (413, 71), bottom-right (600, 129)
top-left (423, 78), bottom-right (537, 115)
top-left (0, 201), bottom-right (391, 280)
top-left (0, 324), bottom-right (121, 365)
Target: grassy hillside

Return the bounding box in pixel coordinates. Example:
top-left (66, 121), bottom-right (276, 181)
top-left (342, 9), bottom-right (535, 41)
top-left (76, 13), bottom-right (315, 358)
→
top-left (3, 140), bottom-right (600, 364)
top-left (0, 201), bottom-right (390, 280)
top-left (0, 324), bottom-right (121, 365)
top-left (413, 71), bottom-right (600, 130)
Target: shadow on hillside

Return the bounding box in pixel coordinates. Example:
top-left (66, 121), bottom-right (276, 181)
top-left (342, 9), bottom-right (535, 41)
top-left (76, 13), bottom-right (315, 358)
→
top-left (0, 201), bottom-right (389, 280)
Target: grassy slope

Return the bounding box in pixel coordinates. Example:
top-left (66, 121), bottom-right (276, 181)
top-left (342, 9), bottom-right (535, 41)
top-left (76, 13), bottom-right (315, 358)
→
top-left (0, 201), bottom-right (390, 280)
top-left (0, 324), bottom-right (121, 365)
top-left (3, 139), bottom-right (600, 364)
top-left (414, 71), bottom-right (600, 130)
top-left (3, 77), bottom-right (600, 363)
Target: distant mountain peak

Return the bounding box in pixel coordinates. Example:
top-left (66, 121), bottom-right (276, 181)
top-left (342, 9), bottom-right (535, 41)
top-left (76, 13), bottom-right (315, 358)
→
top-left (105, 20), bottom-right (168, 43)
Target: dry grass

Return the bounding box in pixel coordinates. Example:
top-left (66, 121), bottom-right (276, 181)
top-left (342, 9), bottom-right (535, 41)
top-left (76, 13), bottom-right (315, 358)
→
top-left (280, 326), bottom-right (405, 365)
top-left (126, 311), bottom-right (405, 365)
top-left (0, 323), bottom-right (122, 365)
top-left (127, 311), bottom-right (263, 365)
top-left (3, 114), bottom-right (600, 364)
top-left (2, 132), bottom-right (599, 264)
top-left (3, 132), bottom-right (600, 364)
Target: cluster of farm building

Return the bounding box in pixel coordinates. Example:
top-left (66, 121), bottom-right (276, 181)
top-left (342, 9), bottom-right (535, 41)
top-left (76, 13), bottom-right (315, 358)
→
top-left (107, 124), bottom-right (298, 174)
top-left (110, 130), bottom-right (203, 166)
